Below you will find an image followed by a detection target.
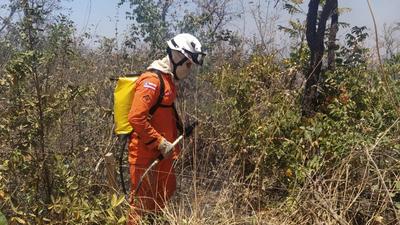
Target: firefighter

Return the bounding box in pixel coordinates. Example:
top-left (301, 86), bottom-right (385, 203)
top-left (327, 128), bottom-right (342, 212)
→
top-left (127, 33), bottom-right (205, 224)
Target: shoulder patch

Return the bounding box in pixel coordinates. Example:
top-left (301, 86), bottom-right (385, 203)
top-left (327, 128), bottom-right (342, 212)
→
top-left (143, 81), bottom-right (157, 90)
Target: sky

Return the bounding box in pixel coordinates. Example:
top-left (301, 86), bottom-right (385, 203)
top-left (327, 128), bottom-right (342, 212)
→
top-left (61, 0), bottom-right (400, 45)
top-left (338, 0), bottom-right (399, 27)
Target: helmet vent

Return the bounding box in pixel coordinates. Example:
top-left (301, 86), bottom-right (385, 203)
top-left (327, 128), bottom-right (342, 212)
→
top-left (171, 39), bottom-right (179, 48)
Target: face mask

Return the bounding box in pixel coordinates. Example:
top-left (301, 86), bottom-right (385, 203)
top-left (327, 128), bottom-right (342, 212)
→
top-left (175, 60), bottom-right (192, 80)
top-left (169, 50), bottom-right (192, 80)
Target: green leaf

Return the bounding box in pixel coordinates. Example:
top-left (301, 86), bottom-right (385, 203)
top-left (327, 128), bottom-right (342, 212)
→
top-left (11, 217), bottom-right (25, 224)
top-left (111, 194), bottom-right (117, 207)
top-left (395, 181), bottom-right (400, 191)
top-left (111, 194), bottom-right (125, 208)
top-left (117, 216), bottom-right (126, 224)
top-left (0, 211), bottom-right (7, 225)
top-left (284, 3), bottom-right (302, 15)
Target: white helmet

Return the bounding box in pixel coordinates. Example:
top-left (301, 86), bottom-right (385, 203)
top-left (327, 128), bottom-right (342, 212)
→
top-left (167, 33), bottom-right (206, 65)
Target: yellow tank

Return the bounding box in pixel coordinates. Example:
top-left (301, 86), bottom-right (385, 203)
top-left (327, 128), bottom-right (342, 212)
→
top-left (113, 76), bottom-right (139, 135)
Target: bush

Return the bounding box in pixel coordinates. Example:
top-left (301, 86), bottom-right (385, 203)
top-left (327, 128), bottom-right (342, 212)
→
top-left (196, 52), bottom-right (400, 223)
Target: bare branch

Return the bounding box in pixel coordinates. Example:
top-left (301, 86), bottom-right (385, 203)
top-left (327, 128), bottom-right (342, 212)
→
top-left (0, 4), bottom-right (17, 33)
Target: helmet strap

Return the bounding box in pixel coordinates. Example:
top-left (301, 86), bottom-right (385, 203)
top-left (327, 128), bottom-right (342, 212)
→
top-left (168, 48), bottom-right (188, 80)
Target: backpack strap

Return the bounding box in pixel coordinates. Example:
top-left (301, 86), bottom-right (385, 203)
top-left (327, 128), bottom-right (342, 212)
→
top-left (148, 69), bottom-right (165, 116)
top-left (145, 69), bottom-right (182, 132)
top-left (173, 104), bottom-right (184, 134)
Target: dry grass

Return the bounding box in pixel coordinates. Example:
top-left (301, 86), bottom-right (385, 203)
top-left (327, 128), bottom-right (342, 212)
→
top-left (127, 117), bottom-right (400, 225)
top-left (279, 120), bottom-right (400, 225)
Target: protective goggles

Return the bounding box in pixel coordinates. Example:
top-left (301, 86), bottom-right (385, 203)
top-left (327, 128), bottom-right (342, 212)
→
top-left (184, 49), bottom-right (206, 65)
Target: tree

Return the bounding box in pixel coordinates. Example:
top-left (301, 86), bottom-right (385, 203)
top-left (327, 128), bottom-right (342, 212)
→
top-left (119, 0), bottom-right (172, 55)
top-left (178, 0), bottom-right (236, 51)
top-left (2, 0), bottom-right (76, 211)
top-left (0, 1), bottom-right (17, 33)
top-left (382, 23), bottom-right (400, 59)
top-left (302, 0), bottom-right (338, 117)
top-left (120, 0), bottom-right (237, 57)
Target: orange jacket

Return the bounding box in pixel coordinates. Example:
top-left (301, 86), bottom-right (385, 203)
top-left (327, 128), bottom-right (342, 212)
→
top-left (128, 70), bottom-right (179, 164)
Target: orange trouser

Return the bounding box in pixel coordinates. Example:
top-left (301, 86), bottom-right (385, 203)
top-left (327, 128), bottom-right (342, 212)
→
top-left (127, 157), bottom-right (176, 225)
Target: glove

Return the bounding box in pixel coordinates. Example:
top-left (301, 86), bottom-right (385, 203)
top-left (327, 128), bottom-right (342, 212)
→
top-left (158, 138), bottom-right (174, 158)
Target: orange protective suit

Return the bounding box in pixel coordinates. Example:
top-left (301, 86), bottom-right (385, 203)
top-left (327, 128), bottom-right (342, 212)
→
top-left (127, 70), bottom-right (180, 224)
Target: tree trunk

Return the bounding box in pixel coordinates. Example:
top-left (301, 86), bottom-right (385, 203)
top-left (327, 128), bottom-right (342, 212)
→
top-left (21, 0), bottom-right (52, 204)
top-left (327, 0), bottom-right (338, 70)
top-left (302, 0), bottom-right (320, 117)
top-left (302, 0), bottom-right (338, 117)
